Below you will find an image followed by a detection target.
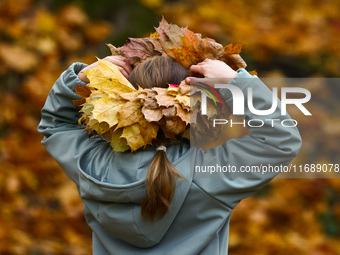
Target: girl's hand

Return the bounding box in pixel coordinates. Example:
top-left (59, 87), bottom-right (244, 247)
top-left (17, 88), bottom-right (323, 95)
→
top-left (185, 59), bottom-right (237, 86)
top-left (78, 55), bottom-right (132, 83)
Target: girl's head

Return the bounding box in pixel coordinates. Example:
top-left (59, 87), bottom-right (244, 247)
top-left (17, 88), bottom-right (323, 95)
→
top-left (128, 55), bottom-right (188, 221)
top-left (129, 55), bottom-right (189, 89)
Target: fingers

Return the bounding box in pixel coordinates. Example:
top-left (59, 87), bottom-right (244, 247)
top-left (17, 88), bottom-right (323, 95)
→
top-left (78, 71), bottom-right (89, 83)
top-left (104, 56), bottom-right (133, 77)
top-left (185, 77), bottom-right (201, 85)
top-left (190, 64), bottom-right (204, 75)
top-left (190, 59), bottom-right (213, 76)
top-left (185, 77), bottom-right (213, 86)
top-left (117, 66), bottom-right (129, 79)
top-left (78, 55), bottom-right (133, 82)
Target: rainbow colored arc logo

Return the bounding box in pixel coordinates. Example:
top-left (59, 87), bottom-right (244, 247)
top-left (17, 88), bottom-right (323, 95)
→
top-left (170, 82), bottom-right (223, 106)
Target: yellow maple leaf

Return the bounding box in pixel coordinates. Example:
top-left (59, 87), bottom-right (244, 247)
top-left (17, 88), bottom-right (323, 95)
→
top-left (110, 129), bottom-right (130, 153)
top-left (84, 59), bottom-right (136, 95)
top-left (121, 123), bottom-right (145, 152)
top-left (91, 96), bottom-right (126, 127)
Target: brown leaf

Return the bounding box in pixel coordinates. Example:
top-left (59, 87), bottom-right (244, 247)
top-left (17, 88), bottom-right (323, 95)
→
top-left (165, 116), bottom-right (186, 135)
top-left (224, 43), bottom-right (242, 55)
top-left (0, 44), bottom-right (38, 72)
top-left (227, 54), bottom-right (247, 69)
top-left (152, 87), bottom-right (168, 96)
top-left (155, 94), bottom-right (176, 108)
top-left (162, 106), bottom-right (177, 118)
top-left (139, 118), bottom-right (159, 146)
top-left (110, 128), bottom-right (130, 152)
top-left (73, 98), bottom-right (85, 107)
top-left (143, 97), bottom-right (158, 109)
top-left (116, 101), bottom-right (143, 128)
top-left (116, 38), bottom-right (162, 66)
top-left (120, 123), bottom-right (145, 151)
top-left (175, 94), bottom-right (190, 110)
top-left (174, 103), bottom-right (190, 124)
top-left (75, 85), bottom-right (91, 98)
top-left (179, 82), bottom-right (191, 95)
top-left (142, 107), bottom-right (163, 122)
top-left (167, 85), bottom-right (179, 96)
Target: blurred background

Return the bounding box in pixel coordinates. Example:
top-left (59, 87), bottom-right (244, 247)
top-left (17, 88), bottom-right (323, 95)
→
top-left (0, 0), bottom-right (340, 254)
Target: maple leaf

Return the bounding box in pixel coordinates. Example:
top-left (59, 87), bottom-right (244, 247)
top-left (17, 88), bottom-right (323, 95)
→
top-left (80, 101), bottom-right (94, 116)
top-left (139, 118), bottom-right (159, 146)
top-left (162, 106), bottom-right (176, 118)
top-left (143, 97), bottom-right (158, 109)
top-left (165, 116), bottom-right (186, 135)
top-left (149, 31), bottom-right (159, 38)
top-left (108, 17), bottom-right (248, 71)
top-left (142, 107), bottom-right (163, 122)
top-left (116, 101), bottom-right (143, 129)
top-left (91, 96), bottom-right (126, 127)
top-left (153, 87), bottom-right (177, 107)
top-left (224, 43), bottom-right (243, 55)
top-left (174, 103), bottom-right (190, 124)
top-left (120, 123), bottom-right (145, 151)
top-left (110, 129), bottom-right (130, 153)
top-left (75, 85), bottom-right (91, 97)
top-left (84, 59), bottom-right (136, 94)
top-left (175, 94), bottom-right (190, 111)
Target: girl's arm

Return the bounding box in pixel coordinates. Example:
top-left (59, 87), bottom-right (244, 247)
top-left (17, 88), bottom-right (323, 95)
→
top-left (188, 60), bottom-right (302, 209)
top-left (37, 57), bottom-right (132, 185)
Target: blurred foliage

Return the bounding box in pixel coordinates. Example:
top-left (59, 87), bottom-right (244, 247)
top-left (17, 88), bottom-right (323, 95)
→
top-left (1, 0), bottom-right (340, 254)
top-left (158, 0), bottom-right (340, 77)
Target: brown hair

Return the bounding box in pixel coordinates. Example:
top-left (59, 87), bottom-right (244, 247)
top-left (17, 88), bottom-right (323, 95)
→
top-left (129, 55), bottom-right (189, 89)
top-left (129, 55), bottom-right (189, 220)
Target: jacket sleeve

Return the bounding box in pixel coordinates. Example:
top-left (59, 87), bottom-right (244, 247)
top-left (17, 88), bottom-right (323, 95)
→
top-left (192, 69), bottom-right (302, 208)
top-left (37, 62), bottom-right (112, 185)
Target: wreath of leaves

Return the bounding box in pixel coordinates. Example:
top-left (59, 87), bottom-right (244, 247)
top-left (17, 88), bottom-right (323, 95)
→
top-left (75, 18), bottom-right (247, 152)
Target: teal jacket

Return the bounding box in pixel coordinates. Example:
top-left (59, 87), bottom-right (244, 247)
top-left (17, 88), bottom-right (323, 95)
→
top-left (38, 63), bottom-right (301, 255)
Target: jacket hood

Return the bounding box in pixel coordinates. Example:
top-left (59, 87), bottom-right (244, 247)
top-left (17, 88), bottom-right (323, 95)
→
top-left (76, 141), bottom-right (192, 248)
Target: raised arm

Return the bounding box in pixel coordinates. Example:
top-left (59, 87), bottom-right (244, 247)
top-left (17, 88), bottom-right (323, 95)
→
top-left (37, 57), bottom-right (132, 185)
top-left (188, 60), bottom-right (302, 208)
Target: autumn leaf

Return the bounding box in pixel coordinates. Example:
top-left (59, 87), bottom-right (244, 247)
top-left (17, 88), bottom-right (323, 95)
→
top-left (175, 94), bottom-right (190, 110)
top-left (142, 107), bottom-right (163, 122)
top-left (116, 101), bottom-right (143, 129)
top-left (165, 116), bottom-right (186, 135)
top-left (108, 17), bottom-right (247, 71)
top-left (110, 129), bottom-right (130, 153)
top-left (162, 106), bottom-right (176, 118)
top-left (75, 85), bottom-right (91, 98)
top-left (154, 93), bottom-right (177, 107)
top-left (91, 96), bottom-right (126, 127)
top-left (224, 43), bottom-right (242, 55)
top-left (0, 44), bottom-right (38, 72)
top-left (149, 31), bottom-right (159, 38)
top-left (174, 103), bottom-right (190, 124)
top-left (84, 59), bottom-right (136, 94)
top-left (120, 123), bottom-right (145, 151)
top-left (139, 118), bottom-right (159, 146)
top-left (86, 119), bottom-right (110, 135)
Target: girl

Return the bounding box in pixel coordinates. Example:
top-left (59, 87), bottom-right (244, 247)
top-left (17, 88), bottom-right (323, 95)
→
top-left (38, 55), bottom-right (301, 254)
